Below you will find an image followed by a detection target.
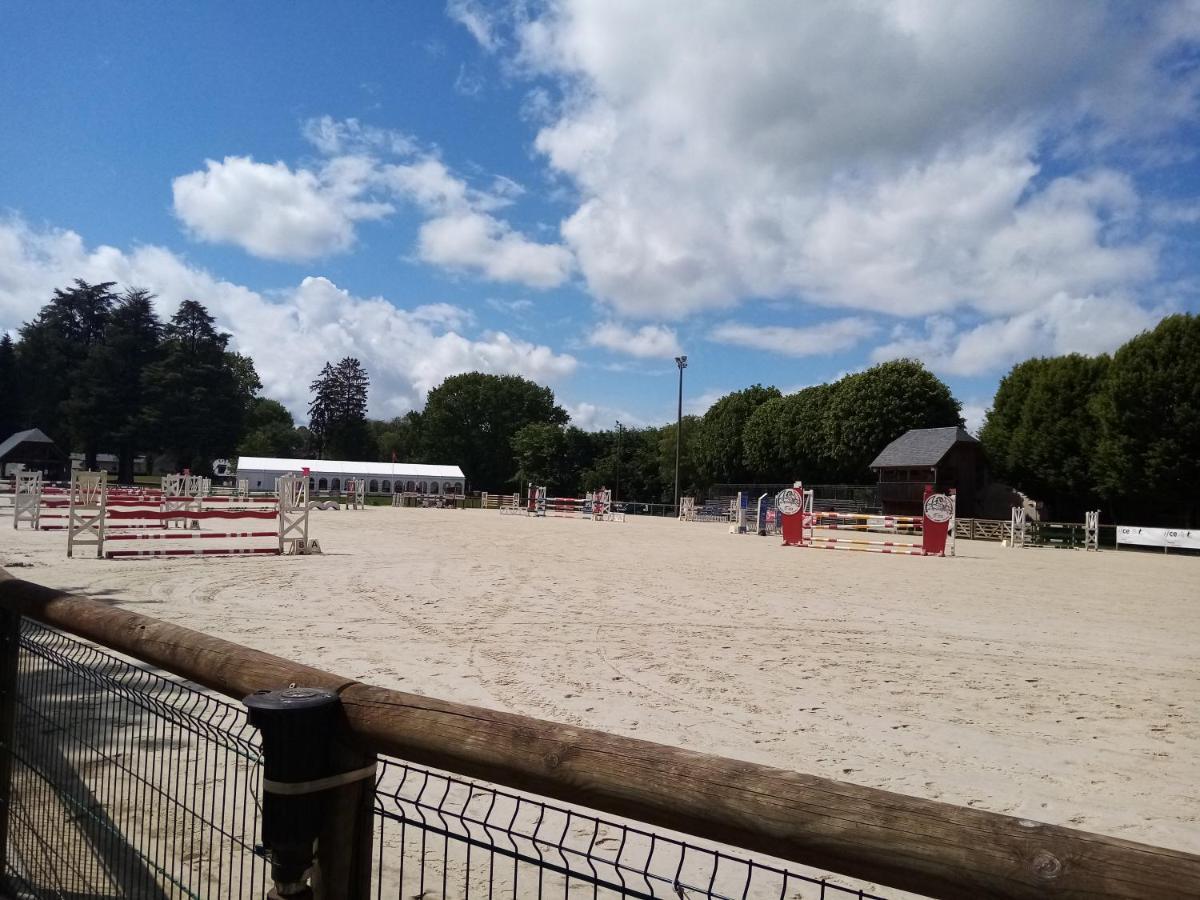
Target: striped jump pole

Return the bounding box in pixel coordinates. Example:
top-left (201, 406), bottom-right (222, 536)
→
top-left (106, 547), bottom-right (282, 558)
top-left (105, 531), bottom-right (279, 541)
top-left (811, 540), bottom-right (921, 554)
top-left (812, 544), bottom-right (926, 556)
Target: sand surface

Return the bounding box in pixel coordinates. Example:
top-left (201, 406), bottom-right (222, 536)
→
top-left (2, 507), bottom-right (1198, 858)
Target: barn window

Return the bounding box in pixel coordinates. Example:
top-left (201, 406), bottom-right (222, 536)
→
top-left (382, 480), bottom-right (391, 493)
top-left (429, 482), bottom-right (440, 495)
top-left (331, 478), bottom-right (340, 491)
top-left (369, 480), bottom-right (379, 493)
top-left (318, 478), bottom-right (328, 491)
top-left (406, 480), bottom-right (416, 492)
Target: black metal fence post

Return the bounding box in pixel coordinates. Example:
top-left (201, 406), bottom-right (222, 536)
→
top-left (244, 687), bottom-right (375, 900)
top-left (0, 609), bottom-right (19, 885)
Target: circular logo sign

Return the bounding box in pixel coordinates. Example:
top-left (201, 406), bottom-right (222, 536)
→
top-left (923, 493), bottom-right (954, 523)
top-left (776, 488), bottom-right (803, 516)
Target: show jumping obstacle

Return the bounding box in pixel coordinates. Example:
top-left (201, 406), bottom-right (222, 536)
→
top-left (345, 478), bottom-right (366, 510)
top-left (63, 470), bottom-right (319, 559)
top-left (515, 484), bottom-right (622, 521)
top-left (729, 491), bottom-right (779, 535)
top-left (484, 491), bottom-right (522, 512)
top-left (1009, 507), bottom-right (1100, 550)
top-left (779, 482), bottom-right (955, 557)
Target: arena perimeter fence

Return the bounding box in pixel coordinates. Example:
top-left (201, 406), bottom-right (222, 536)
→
top-left (0, 572), bottom-right (1196, 899)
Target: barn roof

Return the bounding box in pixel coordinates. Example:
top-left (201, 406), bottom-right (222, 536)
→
top-left (869, 426), bottom-right (978, 469)
top-left (236, 456), bottom-right (464, 479)
top-left (0, 428), bottom-right (60, 461)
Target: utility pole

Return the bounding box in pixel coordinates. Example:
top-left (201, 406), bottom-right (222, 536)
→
top-left (674, 356), bottom-right (688, 514)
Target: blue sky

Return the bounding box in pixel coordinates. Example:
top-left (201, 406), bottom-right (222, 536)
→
top-left (2, 2), bottom-right (1199, 433)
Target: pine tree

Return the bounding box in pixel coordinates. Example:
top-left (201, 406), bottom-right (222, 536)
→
top-left (142, 300), bottom-right (245, 473)
top-left (307, 357), bottom-right (372, 459)
top-left (0, 334), bottom-right (18, 439)
top-left (65, 289), bottom-right (163, 482)
top-left (16, 280), bottom-right (118, 461)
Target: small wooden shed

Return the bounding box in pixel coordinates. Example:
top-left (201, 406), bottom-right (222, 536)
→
top-left (869, 426), bottom-right (986, 518)
top-left (0, 428), bottom-right (68, 480)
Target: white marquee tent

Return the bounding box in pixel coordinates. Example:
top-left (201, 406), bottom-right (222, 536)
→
top-left (236, 457), bottom-right (465, 495)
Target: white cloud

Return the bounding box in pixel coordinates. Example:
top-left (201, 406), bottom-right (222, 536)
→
top-left (301, 115), bottom-right (417, 157)
top-left (709, 318), bottom-right (877, 357)
top-left (172, 119), bottom-right (574, 289)
top-left (587, 321), bottom-right (681, 358)
top-left (566, 401), bottom-right (649, 431)
top-left (447, 0), bottom-right (501, 51)
top-left (960, 402), bottom-right (988, 437)
top-left (417, 210), bottom-right (574, 288)
top-left (685, 389), bottom-right (724, 417)
top-left (871, 293), bottom-right (1163, 376)
top-left (172, 156), bottom-right (393, 261)
top-left (486, 297), bottom-right (535, 315)
top-left (513, 2), bottom-right (1194, 322)
top-left (0, 218), bottom-right (576, 419)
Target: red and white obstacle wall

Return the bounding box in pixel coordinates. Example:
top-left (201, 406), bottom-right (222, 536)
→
top-left (41, 469), bottom-right (322, 559)
top-left (777, 482), bottom-right (956, 557)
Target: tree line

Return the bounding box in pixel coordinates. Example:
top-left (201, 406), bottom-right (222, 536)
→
top-left (0, 281), bottom-right (258, 482)
top-left (981, 313), bottom-right (1198, 525)
top-left (3, 279), bottom-right (1194, 523)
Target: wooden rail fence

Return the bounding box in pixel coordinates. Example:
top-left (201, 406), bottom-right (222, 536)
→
top-left (0, 569), bottom-right (1196, 898)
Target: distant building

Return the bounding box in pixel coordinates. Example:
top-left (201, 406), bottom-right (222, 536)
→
top-left (869, 426), bottom-right (987, 518)
top-left (235, 456), bottom-right (466, 496)
top-left (0, 428), bottom-right (68, 480)
top-left (69, 453), bottom-right (150, 475)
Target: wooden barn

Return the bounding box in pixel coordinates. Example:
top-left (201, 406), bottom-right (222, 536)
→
top-left (0, 428), bottom-right (68, 480)
top-left (869, 426), bottom-right (987, 518)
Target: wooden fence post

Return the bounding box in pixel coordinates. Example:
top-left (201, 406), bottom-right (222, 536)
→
top-left (0, 609), bottom-right (20, 883)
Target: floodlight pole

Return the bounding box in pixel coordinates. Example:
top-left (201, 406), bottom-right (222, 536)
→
top-left (674, 356), bottom-right (688, 514)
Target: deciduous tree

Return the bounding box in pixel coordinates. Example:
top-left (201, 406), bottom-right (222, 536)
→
top-left (421, 372), bottom-right (568, 490)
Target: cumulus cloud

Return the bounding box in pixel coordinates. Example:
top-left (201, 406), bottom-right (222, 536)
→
top-left (172, 119), bottom-right (574, 288)
top-left (172, 156), bottom-right (393, 261)
top-left (871, 293), bottom-right (1163, 376)
top-left (417, 210), bottom-right (574, 288)
top-left (512, 1), bottom-right (1195, 328)
top-left (709, 318), bottom-right (877, 357)
top-left (587, 321), bottom-right (681, 358)
top-left (0, 218), bottom-right (576, 418)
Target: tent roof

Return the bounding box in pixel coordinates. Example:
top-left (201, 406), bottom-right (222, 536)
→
top-left (236, 456), bottom-right (464, 479)
top-left (869, 426), bottom-right (978, 469)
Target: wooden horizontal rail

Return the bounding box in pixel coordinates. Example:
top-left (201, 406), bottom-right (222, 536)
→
top-left (0, 569), bottom-right (1195, 899)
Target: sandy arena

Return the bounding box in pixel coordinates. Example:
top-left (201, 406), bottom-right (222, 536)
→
top-left (2, 507), bottom-right (1197, 855)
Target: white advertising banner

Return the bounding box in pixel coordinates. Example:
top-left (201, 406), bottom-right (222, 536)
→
top-left (1116, 526), bottom-right (1200, 551)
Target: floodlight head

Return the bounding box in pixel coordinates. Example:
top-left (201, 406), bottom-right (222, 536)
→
top-left (675, 355), bottom-right (688, 369)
